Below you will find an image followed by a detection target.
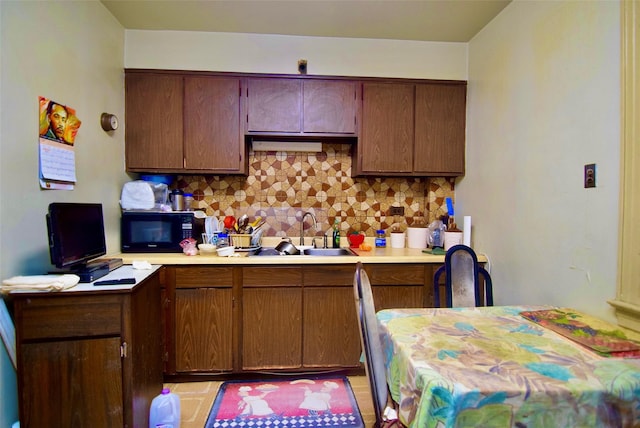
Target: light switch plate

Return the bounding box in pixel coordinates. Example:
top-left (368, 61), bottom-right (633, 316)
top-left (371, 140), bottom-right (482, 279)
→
top-left (584, 163), bottom-right (596, 188)
top-left (389, 206), bottom-right (404, 216)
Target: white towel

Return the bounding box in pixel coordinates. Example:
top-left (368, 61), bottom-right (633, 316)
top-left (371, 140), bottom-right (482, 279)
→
top-left (1, 274), bottom-right (80, 293)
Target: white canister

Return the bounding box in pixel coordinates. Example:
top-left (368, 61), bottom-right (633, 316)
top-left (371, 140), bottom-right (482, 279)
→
top-left (444, 231), bottom-right (464, 250)
top-left (407, 227), bottom-right (429, 249)
top-left (390, 232), bottom-right (406, 248)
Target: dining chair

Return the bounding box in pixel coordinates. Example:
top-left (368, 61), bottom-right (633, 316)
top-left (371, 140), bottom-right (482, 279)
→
top-left (433, 244), bottom-right (493, 307)
top-left (353, 262), bottom-right (401, 428)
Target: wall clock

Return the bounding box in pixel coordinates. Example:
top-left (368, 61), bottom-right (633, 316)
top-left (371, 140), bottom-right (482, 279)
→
top-left (100, 113), bottom-right (118, 131)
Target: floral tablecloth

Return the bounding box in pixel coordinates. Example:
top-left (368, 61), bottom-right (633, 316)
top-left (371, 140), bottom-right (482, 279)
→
top-left (376, 306), bottom-right (640, 427)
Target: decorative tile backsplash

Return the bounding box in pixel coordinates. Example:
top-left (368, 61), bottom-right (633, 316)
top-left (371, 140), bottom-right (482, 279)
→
top-left (177, 143), bottom-right (454, 238)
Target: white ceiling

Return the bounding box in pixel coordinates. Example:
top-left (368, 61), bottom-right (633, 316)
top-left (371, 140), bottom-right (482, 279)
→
top-left (100, 0), bottom-right (511, 43)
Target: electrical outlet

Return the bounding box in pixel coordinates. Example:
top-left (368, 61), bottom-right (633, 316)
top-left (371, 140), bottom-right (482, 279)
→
top-left (584, 163), bottom-right (596, 188)
top-left (389, 206), bottom-right (404, 216)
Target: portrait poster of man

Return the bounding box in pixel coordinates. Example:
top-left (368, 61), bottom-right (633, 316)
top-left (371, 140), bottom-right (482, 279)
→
top-left (38, 96), bottom-right (80, 190)
top-left (38, 96), bottom-right (81, 145)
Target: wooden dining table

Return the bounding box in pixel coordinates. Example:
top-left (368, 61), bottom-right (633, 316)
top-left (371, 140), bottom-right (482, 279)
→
top-left (376, 305), bottom-right (640, 428)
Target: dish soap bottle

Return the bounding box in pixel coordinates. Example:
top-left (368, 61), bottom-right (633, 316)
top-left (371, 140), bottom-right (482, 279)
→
top-left (332, 218), bottom-right (341, 248)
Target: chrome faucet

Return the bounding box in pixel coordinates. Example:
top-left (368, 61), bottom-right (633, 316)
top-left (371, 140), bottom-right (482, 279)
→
top-left (300, 211), bottom-right (318, 246)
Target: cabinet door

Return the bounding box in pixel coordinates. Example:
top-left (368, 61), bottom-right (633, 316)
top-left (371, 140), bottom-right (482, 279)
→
top-left (246, 78), bottom-right (302, 133)
top-left (302, 265), bottom-right (360, 367)
top-left (414, 83), bottom-right (466, 175)
top-left (303, 80), bottom-right (358, 134)
top-left (359, 83), bottom-right (414, 173)
top-left (125, 73), bottom-right (184, 170)
top-left (20, 337), bottom-right (123, 427)
top-left (175, 288), bottom-right (233, 372)
top-left (184, 76), bottom-right (245, 172)
top-left (365, 264), bottom-right (429, 308)
top-left (303, 287), bottom-right (361, 367)
top-left (242, 287), bottom-right (302, 369)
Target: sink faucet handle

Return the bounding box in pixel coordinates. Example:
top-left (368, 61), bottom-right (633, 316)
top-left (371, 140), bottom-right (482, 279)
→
top-left (312, 236), bottom-right (323, 249)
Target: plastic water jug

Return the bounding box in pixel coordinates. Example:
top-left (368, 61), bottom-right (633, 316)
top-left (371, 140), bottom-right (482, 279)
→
top-left (149, 387), bottom-right (180, 428)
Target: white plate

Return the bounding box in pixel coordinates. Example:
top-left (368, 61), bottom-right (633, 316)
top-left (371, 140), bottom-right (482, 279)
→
top-left (235, 246), bottom-right (261, 252)
top-left (205, 216), bottom-right (213, 235)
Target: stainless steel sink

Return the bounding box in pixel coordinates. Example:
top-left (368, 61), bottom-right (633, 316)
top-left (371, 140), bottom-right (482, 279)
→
top-left (250, 247), bottom-right (356, 256)
top-left (302, 248), bottom-right (356, 256)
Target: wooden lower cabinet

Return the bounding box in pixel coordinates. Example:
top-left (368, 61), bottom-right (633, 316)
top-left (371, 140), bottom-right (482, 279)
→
top-left (242, 266), bottom-right (303, 370)
top-left (167, 263), bottom-right (435, 375)
top-left (171, 267), bottom-right (234, 373)
top-left (365, 264), bottom-right (430, 309)
top-left (175, 288), bottom-right (233, 371)
top-left (302, 265), bottom-right (361, 368)
top-left (21, 337), bottom-right (124, 426)
top-left (243, 287), bottom-right (303, 369)
top-left (13, 270), bottom-right (162, 428)
top-left (303, 287), bottom-right (361, 367)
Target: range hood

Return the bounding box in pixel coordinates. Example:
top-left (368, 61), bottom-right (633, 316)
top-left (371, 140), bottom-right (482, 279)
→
top-left (251, 140), bottom-right (323, 152)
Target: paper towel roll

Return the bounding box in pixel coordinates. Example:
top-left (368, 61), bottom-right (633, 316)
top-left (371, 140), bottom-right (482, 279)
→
top-left (463, 216), bottom-right (471, 246)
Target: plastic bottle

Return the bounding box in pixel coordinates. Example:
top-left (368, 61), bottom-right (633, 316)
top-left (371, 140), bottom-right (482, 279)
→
top-left (375, 230), bottom-right (387, 248)
top-left (149, 387), bottom-right (180, 428)
top-left (332, 219), bottom-right (341, 248)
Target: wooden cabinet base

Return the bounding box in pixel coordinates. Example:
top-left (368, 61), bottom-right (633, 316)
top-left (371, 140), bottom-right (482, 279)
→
top-left (166, 263), bottom-right (432, 376)
top-left (13, 271), bottom-right (162, 428)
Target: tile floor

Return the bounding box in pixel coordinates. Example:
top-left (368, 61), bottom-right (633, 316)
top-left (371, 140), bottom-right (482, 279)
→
top-left (166, 376), bottom-right (375, 427)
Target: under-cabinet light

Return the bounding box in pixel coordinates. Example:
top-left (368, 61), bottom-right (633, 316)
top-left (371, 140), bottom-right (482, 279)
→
top-left (252, 141), bottom-right (323, 153)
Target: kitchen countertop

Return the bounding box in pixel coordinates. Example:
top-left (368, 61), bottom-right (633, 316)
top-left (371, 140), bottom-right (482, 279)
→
top-left (114, 237), bottom-right (488, 265)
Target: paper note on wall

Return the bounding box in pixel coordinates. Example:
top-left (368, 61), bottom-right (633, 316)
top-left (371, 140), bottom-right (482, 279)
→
top-left (39, 138), bottom-right (76, 185)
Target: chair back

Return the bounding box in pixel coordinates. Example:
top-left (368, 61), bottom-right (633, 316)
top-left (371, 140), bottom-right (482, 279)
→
top-left (353, 262), bottom-right (388, 426)
top-left (434, 244), bottom-right (493, 307)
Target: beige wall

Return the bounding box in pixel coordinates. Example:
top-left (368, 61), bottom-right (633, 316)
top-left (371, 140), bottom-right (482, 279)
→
top-left (124, 29), bottom-right (468, 79)
top-left (0, 2), bottom-right (125, 421)
top-left (459, 0), bottom-right (620, 322)
top-left (0, 0), bottom-right (127, 281)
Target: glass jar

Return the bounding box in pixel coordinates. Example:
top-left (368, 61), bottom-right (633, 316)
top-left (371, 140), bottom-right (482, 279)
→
top-left (375, 230), bottom-right (387, 248)
top-left (216, 233), bottom-right (229, 248)
top-left (183, 193), bottom-right (194, 211)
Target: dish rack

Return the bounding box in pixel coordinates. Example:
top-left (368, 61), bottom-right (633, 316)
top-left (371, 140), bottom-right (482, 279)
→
top-left (229, 234), bottom-right (254, 248)
top-left (202, 232), bottom-right (263, 248)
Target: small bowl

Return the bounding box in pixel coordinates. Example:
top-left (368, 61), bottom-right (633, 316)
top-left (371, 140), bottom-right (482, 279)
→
top-left (216, 246), bottom-right (235, 257)
top-left (198, 243), bottom-right (217, 255)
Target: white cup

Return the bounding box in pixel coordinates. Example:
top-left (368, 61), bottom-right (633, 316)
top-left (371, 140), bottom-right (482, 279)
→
top-left (444, 231), bottom-right (463, 251)
top-left (407, 227), bottom-right (429, 249)
top-left (390, 232), bottom-right (406, 248)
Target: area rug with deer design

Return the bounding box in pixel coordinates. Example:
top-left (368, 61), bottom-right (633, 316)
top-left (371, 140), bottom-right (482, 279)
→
top-left (204, 376), bottom-right (364, 428)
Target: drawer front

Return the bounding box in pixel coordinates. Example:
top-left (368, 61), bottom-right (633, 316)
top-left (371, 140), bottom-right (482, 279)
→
top-left (303, 265), bottom-right (354, 287)
top-left (365, 264), bottom-right (426, 285)
top-left (243, 267), bottom-right (302, 287)
top-left (16, 295), bottom-right (122, 340)
top-left (175, 266), bottom-right (234, 288)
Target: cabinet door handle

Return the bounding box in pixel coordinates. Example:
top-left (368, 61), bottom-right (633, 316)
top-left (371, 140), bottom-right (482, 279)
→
top-left (120, 342), bottom-right (128, 358)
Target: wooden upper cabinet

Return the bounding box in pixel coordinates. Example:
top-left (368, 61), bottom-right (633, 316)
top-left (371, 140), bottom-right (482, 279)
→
top-left (356, 81), bottom-right (467, 177)
top-left (246, 78), bottom-right (302, 133)
top-left (184, 76), bottom-right (245, 172)
top-left (246, 78), bottom-right (358, 135)
top-left (125, 73), bottom-right (184, 170)
top-left (359, 82), bottom-right (414, 174)
top-left (125, 72), bottom-right (246, 174)
top-left (414, 83), bottom-right (466, 175)
top-left (303, 80), bottom-right (358, 134)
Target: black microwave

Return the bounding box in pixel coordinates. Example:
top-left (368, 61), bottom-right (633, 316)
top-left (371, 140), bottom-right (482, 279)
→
top-left (121, 211), bottom-right (203, 252)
